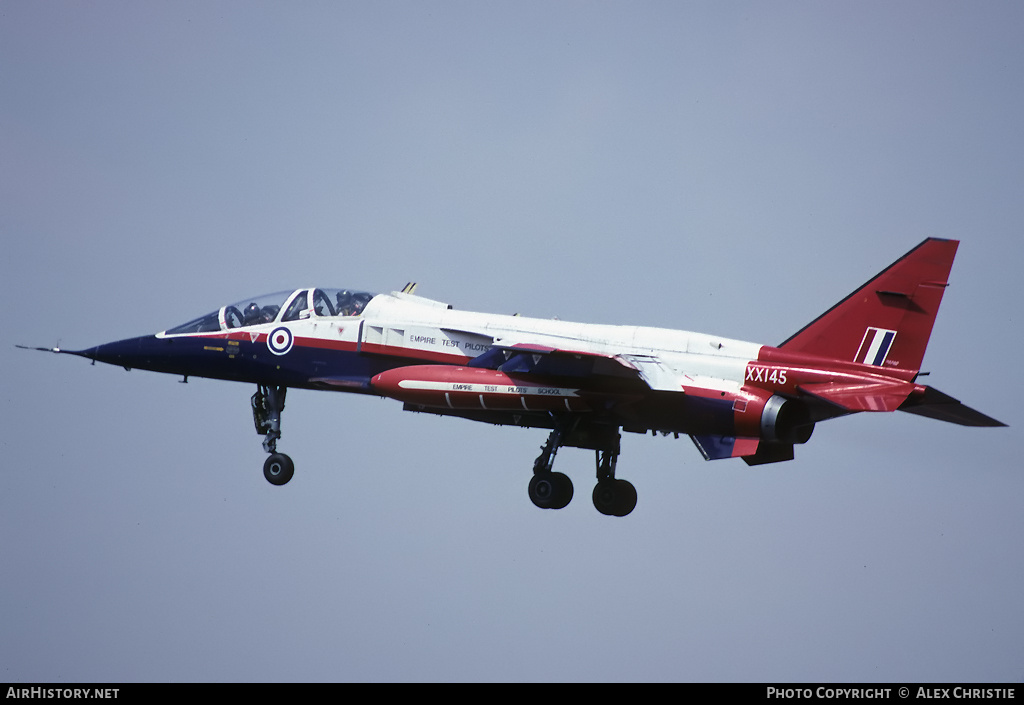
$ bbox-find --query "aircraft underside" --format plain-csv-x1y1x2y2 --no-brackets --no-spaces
250,365,764,517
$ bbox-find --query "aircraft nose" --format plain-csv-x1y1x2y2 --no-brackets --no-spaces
75,336,152,369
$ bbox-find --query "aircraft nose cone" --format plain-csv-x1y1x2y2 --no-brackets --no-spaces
77,336,150,369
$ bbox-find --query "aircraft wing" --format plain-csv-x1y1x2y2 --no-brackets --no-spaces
471,343,712,393
617,354,696,392
468,343,657,385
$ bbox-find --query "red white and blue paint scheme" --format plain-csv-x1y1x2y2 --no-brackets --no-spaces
23,239,1004,516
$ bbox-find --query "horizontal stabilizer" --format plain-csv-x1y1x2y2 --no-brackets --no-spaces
798,380,915,412
899,386,1006,427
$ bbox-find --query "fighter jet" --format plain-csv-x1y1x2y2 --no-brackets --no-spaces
22,238,1004,516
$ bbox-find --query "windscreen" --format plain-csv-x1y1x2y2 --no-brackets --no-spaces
162,289,376,335
163,291,293,335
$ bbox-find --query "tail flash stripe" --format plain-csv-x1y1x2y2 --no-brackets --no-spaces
874,330,896,366
856,327,897,366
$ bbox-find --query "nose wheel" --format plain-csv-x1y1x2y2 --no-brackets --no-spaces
252,384,294,486
264,452,294,485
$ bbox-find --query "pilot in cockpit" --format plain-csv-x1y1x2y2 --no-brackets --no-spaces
243,303,262,326
336,290,372,317
334,291,351,316
333,291,370,317
243,302,278,326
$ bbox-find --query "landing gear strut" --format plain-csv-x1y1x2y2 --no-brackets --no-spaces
592,441,637,517
252,384,293,485
527,423,637,516
529,425,574,509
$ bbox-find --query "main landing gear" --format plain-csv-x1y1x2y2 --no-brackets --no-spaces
252,384,293,486
528,424,637,517
529,425,574,510
592,446,637,518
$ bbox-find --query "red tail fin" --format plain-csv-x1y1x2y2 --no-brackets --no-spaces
779,238,959,374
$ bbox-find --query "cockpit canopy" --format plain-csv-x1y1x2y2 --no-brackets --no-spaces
164,288,376,335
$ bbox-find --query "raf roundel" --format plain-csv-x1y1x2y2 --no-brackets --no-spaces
267,326,294,356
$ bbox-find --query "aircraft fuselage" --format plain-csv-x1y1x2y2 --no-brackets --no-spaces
37,239,1003,515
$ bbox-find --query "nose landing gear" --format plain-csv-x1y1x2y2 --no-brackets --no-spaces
263,452,294,486
252,384,293,486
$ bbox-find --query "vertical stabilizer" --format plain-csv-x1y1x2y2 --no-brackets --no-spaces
779,238,958,374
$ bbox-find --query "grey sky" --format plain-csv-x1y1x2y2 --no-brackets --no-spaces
2,1,1022,682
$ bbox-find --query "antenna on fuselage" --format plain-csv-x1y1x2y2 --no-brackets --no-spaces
401,282,418,294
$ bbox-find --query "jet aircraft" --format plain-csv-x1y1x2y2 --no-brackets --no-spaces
22,238,1004,516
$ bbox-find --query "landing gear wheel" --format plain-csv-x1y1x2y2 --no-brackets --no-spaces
529,472,574,509
592,479,637,517
263,453,294,486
